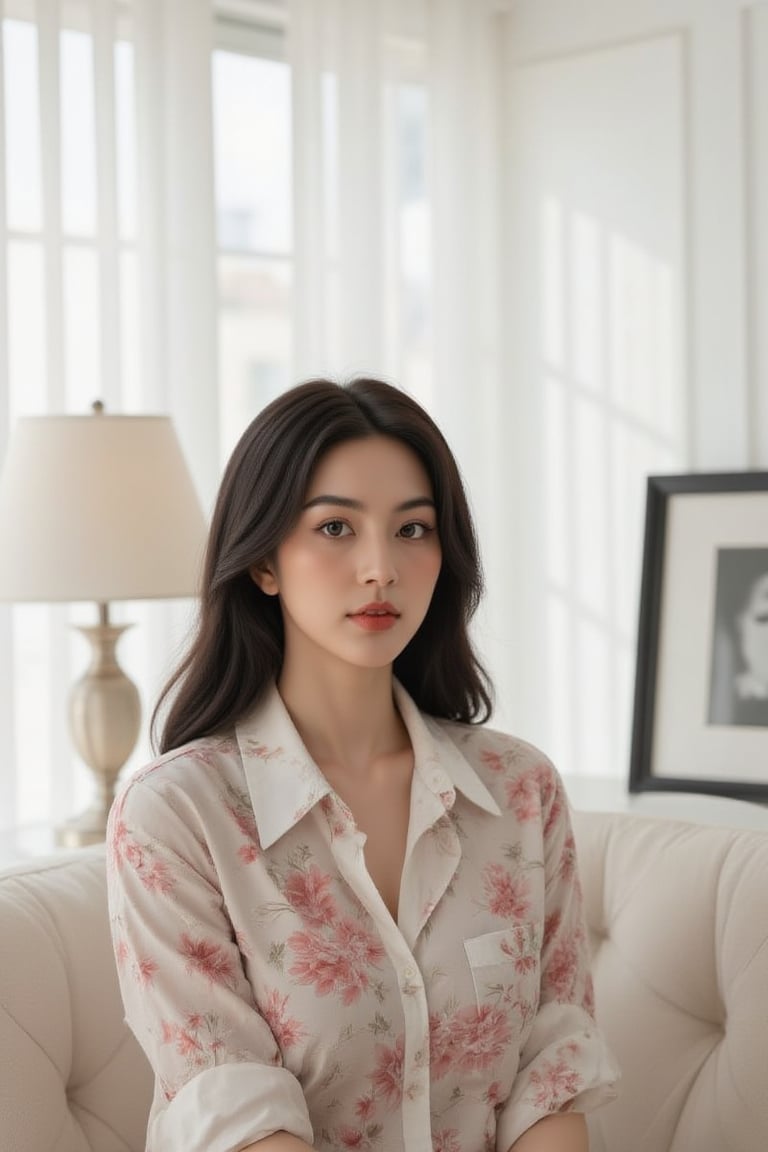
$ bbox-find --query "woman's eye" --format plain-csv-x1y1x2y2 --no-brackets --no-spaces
319,520,352,538
399,521,430,540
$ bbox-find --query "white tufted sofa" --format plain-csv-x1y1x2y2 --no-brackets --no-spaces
575,810,768,1152
1,810,767,1152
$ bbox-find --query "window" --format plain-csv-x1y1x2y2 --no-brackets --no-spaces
4,8,137,419
211,13,432,461
213,34,293,461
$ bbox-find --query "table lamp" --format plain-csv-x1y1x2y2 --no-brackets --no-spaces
0,402,208,847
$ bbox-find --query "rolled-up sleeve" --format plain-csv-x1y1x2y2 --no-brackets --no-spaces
496,768,620,1150
106,779,314,1152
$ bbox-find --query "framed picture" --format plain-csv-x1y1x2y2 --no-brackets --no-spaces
630,471,768,801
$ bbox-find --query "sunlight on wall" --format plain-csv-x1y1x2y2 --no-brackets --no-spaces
540,194,685,776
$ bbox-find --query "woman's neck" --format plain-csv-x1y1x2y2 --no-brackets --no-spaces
276,661,409,778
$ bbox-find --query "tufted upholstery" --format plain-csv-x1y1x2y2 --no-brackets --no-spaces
1,812,767,1152
0,849,152,1152
572,810,768,1152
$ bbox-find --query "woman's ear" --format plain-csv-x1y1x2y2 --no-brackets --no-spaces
249,563,279,596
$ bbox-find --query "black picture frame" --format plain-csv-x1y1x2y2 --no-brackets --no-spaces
630,471,768,802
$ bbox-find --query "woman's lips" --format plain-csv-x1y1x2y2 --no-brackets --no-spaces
349,613,398,632
348,604,399,632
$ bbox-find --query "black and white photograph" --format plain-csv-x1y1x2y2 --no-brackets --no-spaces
708,548,768,728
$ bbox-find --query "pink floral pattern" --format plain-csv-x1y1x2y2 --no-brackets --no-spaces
528,1046,585,1110
159,1011,230,1072
544,908,562,945
481,748,506,773
558,834,578,882
284,864,337,927
481,863,532,921
179,933,238,989
224,784,263,864
504,761,561,831
430,1005,512,1078
106,683,618,1152
319,794,350,840
433,1129,462,1152
113,934,158,987
137,956,159,986
354,1093,377,1121
544,938,580,1003
370,1035,405,1107
288,918,385,1005
504,772,541,823
110,817,175,894
185,738,238,767
337,1125,365,1149
261,989,307,1049
501,932,538,975
484,1080,503,1106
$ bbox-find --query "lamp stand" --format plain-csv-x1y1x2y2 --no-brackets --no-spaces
57,601,141,849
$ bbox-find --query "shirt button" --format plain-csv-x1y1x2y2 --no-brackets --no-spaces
404,965,415,979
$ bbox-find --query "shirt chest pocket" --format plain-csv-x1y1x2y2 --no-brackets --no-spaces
463,924,542,1022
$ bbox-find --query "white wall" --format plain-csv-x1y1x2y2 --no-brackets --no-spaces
489,0,768,776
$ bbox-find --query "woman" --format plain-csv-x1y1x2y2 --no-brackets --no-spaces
107,378,619,1152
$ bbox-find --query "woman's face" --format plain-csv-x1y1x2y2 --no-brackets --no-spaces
739,572,768,687
251,435,442,675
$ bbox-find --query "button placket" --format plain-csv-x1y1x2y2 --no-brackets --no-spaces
328,824,433,1148
398,947,432,1148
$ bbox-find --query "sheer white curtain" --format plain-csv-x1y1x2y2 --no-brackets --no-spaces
287,0,515,722
0,0,217,831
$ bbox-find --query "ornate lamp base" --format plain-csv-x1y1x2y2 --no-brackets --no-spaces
58,602,141,848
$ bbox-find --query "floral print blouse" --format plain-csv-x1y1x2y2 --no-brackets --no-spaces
106,681,619,1152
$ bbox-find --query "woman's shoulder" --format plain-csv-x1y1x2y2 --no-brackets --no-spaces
434,715,564,814
115,731,244,813
438,715,556,774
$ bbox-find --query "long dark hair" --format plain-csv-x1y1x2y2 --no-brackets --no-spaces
153,378,493,752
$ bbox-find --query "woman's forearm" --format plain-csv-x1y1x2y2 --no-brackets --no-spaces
240,1114,588,1152
509,1113,589,1152
240,1133,315,1152
239,1114,588,1152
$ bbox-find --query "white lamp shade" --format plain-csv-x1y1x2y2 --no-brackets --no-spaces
0,413,209,603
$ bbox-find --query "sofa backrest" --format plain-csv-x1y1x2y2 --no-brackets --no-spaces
0,849,152,1152
1,812,767,1152
572,809,768,1152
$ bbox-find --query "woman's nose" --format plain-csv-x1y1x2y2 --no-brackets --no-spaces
358,535,398,585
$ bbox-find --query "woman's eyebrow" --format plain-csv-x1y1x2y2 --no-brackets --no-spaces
302,495,436,512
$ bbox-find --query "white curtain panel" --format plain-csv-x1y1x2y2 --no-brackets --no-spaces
289,0,388,377
133,0,219,502
0,0,216,832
